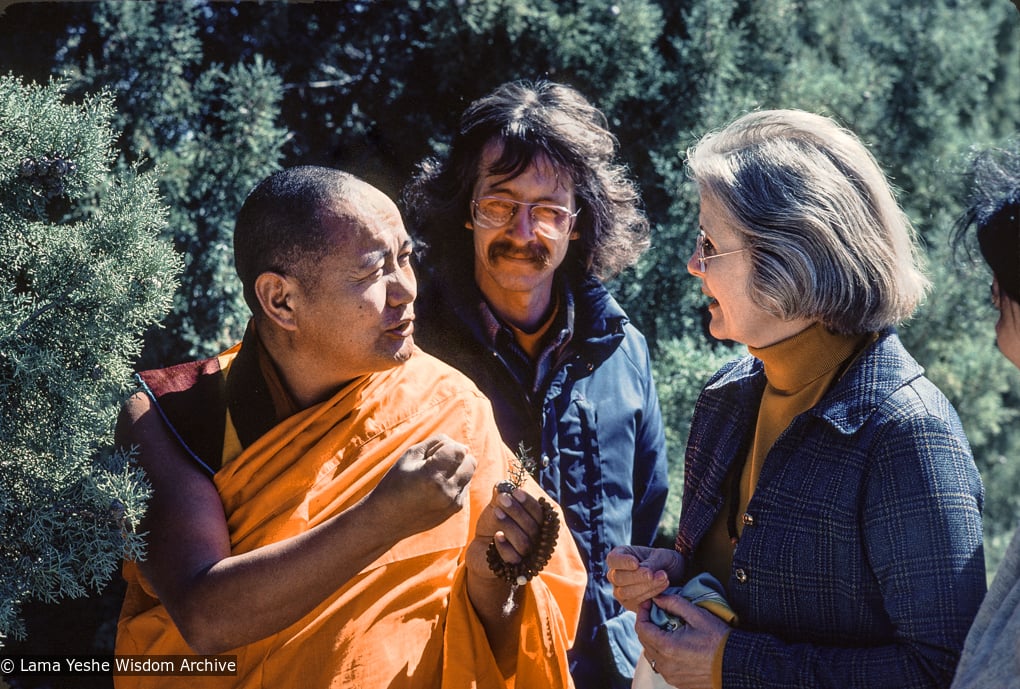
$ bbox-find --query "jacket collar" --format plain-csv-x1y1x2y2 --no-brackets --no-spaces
706,328,922,435
435,264,628,359
812,329,923,433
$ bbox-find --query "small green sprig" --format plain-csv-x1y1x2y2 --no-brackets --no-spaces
509,442,536,487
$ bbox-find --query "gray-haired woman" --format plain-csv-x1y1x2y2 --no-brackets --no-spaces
608,109,986,689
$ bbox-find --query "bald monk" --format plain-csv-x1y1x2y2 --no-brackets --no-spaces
114,166,586,688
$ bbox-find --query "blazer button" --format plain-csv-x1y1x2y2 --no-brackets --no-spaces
541,454,551,468
742,512,754,527
734,568,749,584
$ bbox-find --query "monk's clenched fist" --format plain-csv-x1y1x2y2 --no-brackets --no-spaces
370,434,476,538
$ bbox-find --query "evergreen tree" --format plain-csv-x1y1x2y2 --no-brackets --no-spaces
0,75,179,644
188,0,671,197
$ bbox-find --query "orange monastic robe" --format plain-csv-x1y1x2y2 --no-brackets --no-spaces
116,345,585,688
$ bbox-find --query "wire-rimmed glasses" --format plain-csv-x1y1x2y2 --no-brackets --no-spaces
694,230,747,272
471,196,580,236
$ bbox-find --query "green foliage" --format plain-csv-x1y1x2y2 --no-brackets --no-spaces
418,0,668,114
0,75,179,643
203,0,671,197
902,144,1020,576
633,0,1017,344
58,1,288,367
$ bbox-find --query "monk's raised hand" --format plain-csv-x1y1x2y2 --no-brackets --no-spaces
607,545,685,612
372,434,476,536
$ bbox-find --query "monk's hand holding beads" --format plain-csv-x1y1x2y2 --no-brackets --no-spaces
485,444,559,588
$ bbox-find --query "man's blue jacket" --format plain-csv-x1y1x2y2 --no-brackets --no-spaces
415,266,669,688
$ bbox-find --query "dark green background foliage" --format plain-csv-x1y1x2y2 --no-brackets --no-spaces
0,0,1017,661
56,1,289,367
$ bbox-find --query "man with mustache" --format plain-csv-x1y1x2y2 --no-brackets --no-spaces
404,80,669,689
113,166,586,688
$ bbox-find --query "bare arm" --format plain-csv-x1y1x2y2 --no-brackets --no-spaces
122,392,475,654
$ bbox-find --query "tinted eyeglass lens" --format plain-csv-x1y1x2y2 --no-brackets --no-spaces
475,198,516,226
473,198,574,234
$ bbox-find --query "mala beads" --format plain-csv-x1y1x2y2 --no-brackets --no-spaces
486,445,560,614
485,490,560,586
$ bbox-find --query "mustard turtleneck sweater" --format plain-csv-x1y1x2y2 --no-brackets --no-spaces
694,322,874,588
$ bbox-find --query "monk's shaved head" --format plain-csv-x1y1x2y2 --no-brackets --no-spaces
234,166,391,315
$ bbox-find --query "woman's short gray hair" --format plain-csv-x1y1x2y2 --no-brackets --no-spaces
687,109,929,334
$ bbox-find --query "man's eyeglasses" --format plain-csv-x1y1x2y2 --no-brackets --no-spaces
471,196,580,236
694,230,747,272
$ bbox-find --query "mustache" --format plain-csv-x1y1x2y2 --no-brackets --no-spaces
487,239,552,267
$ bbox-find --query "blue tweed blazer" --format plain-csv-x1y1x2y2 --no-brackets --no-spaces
675,329,986,689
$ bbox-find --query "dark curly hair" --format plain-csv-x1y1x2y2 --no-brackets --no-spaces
402,80,649,281
952,137,1020,303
